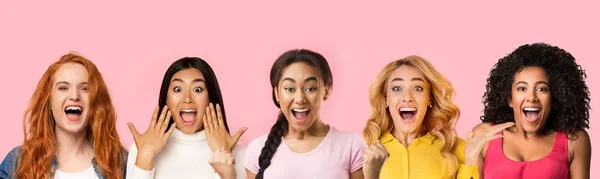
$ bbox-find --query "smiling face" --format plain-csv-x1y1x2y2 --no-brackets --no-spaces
508,66,552,133
50,62,90,134
275,62,330,132
386,65,431,134
166,67,210,134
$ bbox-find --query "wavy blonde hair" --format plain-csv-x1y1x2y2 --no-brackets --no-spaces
363,55,460,177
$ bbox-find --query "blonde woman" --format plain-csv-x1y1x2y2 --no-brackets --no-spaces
361,56,506,179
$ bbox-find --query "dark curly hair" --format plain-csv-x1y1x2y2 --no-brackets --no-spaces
480,42,590,135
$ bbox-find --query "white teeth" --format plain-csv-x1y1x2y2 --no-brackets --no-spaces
400,108,417,112
523,108,540,112
181,109,196,113
293,109,309,112
66,106,82,111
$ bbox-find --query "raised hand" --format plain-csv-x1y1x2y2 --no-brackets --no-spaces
464,122,515,165
363,141,390,179
127,105,176,170
204,103,248,152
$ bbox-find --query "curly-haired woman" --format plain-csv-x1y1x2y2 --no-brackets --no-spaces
472,43,591,178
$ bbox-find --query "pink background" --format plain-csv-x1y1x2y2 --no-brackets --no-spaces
1,1,598,177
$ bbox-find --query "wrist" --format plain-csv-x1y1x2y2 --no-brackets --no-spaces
364,169,380,179
135,151,155,170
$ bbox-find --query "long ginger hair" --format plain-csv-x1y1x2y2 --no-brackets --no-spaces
16,52,126,179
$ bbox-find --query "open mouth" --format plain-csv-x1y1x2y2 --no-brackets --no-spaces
64,105,83,121
522,107,540,123
180,109,197,126
291,108,310,122
399,108,417,123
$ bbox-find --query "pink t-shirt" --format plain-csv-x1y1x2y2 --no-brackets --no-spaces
244,126,367,179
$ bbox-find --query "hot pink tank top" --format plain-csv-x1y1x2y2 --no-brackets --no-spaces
483,131,570,179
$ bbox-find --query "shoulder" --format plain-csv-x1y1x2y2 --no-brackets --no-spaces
6,146,21,157
0,145,22,177
329,127,367,148
2,146,22,163
567,130,591,156
568,130,590,143
330,127,361,140
246,134,269,153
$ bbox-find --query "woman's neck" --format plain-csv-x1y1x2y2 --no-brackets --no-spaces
391,125,425,146
286,118,329,140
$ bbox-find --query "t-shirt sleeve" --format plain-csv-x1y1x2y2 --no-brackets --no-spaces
244,136,265,174
348,133,368,173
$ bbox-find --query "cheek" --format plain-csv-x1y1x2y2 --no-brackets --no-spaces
387,94,401,107
50,93,63,111
308,91,322,101
50,93,63,120
541,94,552,111
82,93,90,106
415,92,429,107
166,92,180,107
509,92,522,107
541,93,551,104
278,91,293,103
193,93,210,107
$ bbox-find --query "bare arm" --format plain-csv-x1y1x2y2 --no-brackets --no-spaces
569,130,591,179
246,169,256,179
351,168,365,179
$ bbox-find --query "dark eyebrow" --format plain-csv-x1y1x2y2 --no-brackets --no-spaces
282,77,295,83
515,81,527,86
171,78,205,83
536,81,549,86
304,77,317,83
282,77,318,83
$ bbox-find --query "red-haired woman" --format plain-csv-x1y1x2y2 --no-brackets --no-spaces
0,52,128,179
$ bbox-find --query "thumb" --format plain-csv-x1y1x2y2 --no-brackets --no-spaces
232,127,248,144
126,122,140,141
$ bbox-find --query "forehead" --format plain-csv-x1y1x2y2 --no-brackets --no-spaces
53,63,89,83
171,68,205,81
280,62,322,81
513,66,549,83
388,65,426,83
